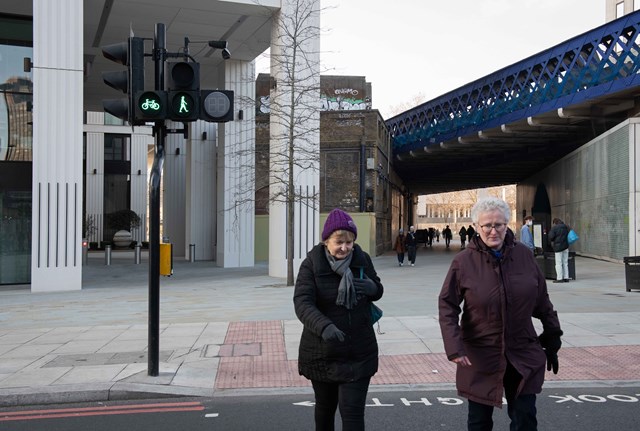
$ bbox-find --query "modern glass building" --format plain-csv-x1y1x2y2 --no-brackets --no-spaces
0,14,32,284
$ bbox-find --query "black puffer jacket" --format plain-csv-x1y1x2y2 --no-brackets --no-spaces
548,222,569,252
294,243,383,382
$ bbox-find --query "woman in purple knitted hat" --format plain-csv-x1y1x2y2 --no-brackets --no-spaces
294,208,384,430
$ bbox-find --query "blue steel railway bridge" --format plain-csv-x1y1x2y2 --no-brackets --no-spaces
386,10,640,195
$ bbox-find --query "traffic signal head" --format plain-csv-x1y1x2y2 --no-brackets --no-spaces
101,37,144,124
200,90,234,123
166,62,200,121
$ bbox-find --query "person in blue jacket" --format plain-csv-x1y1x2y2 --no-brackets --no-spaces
520,216,535,253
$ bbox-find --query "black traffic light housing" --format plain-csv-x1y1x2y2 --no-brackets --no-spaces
166,61,200,121
102,37,144,125
200,90,234,123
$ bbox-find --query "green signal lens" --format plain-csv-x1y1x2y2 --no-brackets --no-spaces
172,92,194,117
138,91,164,117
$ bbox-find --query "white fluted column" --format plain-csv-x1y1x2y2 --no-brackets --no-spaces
185,121,217,261
30,0,83,292
216,60,256,267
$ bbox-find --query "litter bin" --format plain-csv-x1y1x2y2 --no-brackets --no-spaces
537,251,576,281
623,256,640,292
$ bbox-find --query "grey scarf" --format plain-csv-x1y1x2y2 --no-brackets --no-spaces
324,247,357,310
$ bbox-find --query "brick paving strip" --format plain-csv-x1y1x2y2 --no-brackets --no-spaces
214,321,640,390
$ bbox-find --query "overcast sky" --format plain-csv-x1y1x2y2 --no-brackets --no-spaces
258,0,606,118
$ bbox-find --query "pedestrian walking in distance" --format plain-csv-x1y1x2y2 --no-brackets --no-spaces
394,228,406,266
405,225,418,266
439,197,563,430
294,208,384,430
459,225,467,249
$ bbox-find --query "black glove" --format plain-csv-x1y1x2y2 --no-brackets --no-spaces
353,277,377,297
539,331,562,374
321,324,345,342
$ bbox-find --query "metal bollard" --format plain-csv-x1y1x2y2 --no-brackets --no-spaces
105,244,112,266
189,244,196,262
134,243,142,264
82,239,89,265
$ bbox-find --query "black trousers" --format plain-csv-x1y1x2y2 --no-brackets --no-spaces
467,362,537,431
407,246,416,264
311,377,371,431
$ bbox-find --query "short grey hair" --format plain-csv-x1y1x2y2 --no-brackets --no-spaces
470,197,511,224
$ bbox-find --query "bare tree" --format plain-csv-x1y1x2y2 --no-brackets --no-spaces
269,0,323,285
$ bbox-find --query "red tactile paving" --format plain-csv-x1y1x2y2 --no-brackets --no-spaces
214,321,640,390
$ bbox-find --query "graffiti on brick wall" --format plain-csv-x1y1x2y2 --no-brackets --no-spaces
257,90,372,114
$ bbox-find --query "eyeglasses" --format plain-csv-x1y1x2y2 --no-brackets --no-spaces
478,223,507,234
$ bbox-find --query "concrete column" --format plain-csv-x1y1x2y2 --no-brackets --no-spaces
217,59,256,267
85,130,104,245
30,0,83,292
186,121,217,261
268,0,321,278
130,133,151,244
163,122,187,256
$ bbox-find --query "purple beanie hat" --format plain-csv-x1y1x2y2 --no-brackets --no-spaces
322,208,357,241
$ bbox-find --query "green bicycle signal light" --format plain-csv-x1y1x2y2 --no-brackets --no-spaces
135,91,167,121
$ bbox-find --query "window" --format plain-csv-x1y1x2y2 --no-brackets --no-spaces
0,14,33,284
104,134,128,161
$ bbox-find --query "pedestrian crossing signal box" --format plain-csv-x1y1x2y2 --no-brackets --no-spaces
160,243,173,276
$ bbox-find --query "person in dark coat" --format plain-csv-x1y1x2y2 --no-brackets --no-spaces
443,225,452,248
439,197,562,431
294,208,384,430
405,225,418,266
393,228,406,266
548,218,570,283
466,224,475,241
459,225,467,249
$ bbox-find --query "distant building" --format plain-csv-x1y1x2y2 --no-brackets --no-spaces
255,74,407,257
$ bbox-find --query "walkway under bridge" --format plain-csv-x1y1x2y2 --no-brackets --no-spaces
387,10,640,195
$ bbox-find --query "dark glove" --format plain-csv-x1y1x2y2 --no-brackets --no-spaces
539,331,562,374
353,277,377,297
321,324,345,342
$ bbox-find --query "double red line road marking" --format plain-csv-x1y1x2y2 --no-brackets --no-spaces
0,401,206,422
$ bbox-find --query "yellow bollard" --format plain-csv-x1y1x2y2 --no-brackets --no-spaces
159,243,173,276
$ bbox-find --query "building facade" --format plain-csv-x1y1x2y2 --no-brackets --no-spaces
255,74,407,258
0,0,323,290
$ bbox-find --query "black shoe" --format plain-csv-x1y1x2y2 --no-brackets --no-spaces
563,279,570,282
552,279,565,283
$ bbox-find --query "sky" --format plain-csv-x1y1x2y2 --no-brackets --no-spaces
257,0,605,119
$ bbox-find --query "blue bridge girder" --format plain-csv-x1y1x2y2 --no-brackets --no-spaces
387,10,640,194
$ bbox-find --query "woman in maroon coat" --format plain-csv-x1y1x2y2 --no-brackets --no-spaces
438,197,562,431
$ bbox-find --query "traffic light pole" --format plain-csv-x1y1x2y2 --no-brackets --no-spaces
148,22,166,377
